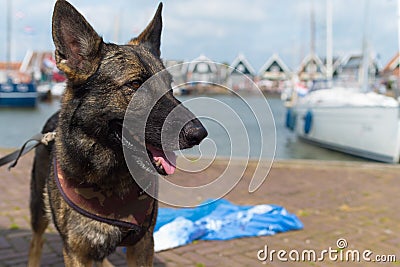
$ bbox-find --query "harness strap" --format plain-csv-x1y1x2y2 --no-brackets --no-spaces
0,132,56,170
53,156,156,246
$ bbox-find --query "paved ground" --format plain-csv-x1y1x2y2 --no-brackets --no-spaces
0,149,399,266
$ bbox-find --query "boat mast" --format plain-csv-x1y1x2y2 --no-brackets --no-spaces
326,0,333,85
310,0,316,81
310,0,316,57
113,12,121,44
397,0,400,96
6,0,12,73
360,0,370,92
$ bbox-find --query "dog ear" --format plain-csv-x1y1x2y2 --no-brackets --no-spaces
52,0,103,83
128,3,163,57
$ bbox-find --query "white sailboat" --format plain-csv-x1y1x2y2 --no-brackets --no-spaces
286,0,400,163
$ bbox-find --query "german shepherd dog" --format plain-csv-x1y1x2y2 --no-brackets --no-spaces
28,1,207,266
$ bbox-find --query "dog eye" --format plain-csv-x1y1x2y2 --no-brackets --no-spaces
125,81,141,90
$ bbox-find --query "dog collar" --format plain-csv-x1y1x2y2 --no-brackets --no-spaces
53,157,155,240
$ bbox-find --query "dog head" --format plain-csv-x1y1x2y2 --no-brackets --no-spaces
52,0,207,176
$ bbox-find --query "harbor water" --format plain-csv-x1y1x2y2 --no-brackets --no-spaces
0,95,367,162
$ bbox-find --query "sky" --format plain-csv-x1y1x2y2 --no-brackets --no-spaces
0,0,398,72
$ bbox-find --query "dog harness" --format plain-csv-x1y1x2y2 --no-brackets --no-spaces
0,132,156,246
53,157,156,246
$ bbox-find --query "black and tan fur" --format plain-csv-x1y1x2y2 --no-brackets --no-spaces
28,1,207,266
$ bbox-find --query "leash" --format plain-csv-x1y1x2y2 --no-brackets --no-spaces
0,132,56,170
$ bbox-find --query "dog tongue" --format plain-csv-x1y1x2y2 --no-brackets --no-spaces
148,146,176,175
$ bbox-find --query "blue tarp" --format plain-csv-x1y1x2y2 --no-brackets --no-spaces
154,199,303,252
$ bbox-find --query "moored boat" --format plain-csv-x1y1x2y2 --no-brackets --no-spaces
285,0,400,163
287,87,400,163
0,81,37,108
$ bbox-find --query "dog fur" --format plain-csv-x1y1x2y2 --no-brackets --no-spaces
27,1,207,266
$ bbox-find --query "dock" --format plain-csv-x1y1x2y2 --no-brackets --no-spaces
0,150,399,266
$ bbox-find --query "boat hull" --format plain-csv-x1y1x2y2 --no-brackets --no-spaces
291,106,400,163
0,83,37,108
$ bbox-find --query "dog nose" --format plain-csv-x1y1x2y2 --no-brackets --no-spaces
183,119,208,147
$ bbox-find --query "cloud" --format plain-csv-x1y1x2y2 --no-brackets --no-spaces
167,0,268,22
0,0,398,71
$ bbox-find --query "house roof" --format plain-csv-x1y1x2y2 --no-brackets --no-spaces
382,53,400,73
228,53,256,75
321,56,342,72
339,53,380,70
0,62,22,71
259,54,291,75
297,53,326,74
187,54,218,73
